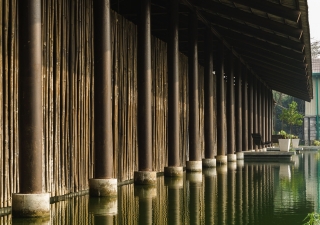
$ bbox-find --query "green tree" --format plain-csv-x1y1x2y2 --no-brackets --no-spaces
311,38,320,59
278,101,303,136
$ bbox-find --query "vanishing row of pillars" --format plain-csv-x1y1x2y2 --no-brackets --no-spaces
12,0,274,218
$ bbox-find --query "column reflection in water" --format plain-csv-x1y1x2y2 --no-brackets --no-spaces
227,162,236,225
89,196,117,225
217,164,227,225
12,217,50,225
203,168,217,225
165,177,183,225
243,164,249,225
187,172,202,225
236,160,244,225
135,185,156,225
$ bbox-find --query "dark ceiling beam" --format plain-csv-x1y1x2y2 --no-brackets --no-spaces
230,0,301,22
223,34,305,62
232,44,306,68
195,0,302,39
243,57,306,76
205,14,304,52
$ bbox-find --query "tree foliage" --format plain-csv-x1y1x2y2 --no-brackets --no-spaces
278,101,303,135
311,38,320,59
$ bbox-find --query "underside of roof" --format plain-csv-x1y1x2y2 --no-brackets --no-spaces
110,0,313,101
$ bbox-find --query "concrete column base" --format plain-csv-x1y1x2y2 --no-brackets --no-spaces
12,193,50,218
202,158,216,168
227,154,237,162
164,166,183,177
164,177,183,188
134,171,157,185
236,152,244,160
89,196,118,215
216,155,228,164
186,161,202,172
186,171,202,183
89,178,117,197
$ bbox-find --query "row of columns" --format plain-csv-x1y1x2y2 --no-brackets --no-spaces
13,0,274,218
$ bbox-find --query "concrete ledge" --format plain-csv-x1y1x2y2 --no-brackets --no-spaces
164,166,183,177
186,161,202,172
12,193,50,218
89,179,117,197
202,158,216,168
216,155,228,164
236,152,244,160
89,197,118,215
244,151,295,162
134,171,157,185
227,154,237,162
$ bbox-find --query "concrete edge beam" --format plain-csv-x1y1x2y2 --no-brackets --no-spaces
12,193,50,218
89,178,117,197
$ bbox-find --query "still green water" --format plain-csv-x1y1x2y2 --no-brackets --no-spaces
5,151,320,225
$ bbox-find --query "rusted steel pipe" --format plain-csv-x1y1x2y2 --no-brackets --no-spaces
253,77,258,149
241,68,248,152
93,0,113,178
188,11,200,161
247,72,253,150
226,52,235,155
261,85,266,142
235,60,242,152
137,0,152,171
167,0,180,167
18,0,43,194
204,28,215,159
216,43,226,156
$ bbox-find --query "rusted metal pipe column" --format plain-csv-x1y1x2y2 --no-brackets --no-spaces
226,52,236,162
165,0,183,177
261,84,266,148
257,81,262,147
135,0,156,184
216,43,227,164
270,90,273,138
247,73,254,150
13,0,50,218
236,61,243,159
186,11,202,172
90,0,117,197
203,28,216,168
241,67,248,153
253,77,258,150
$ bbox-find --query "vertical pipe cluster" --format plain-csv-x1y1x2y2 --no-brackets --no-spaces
18,0,43,194
235,60,242,153
226,53,235,157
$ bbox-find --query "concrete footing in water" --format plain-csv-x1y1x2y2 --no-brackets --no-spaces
216,155,228,164
134,171,157,185
12,193,50,218
202,158,216,168
89,178,117,197
164,166,183,177
186,161,202,172
236,152,244,160
227,154,237,162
